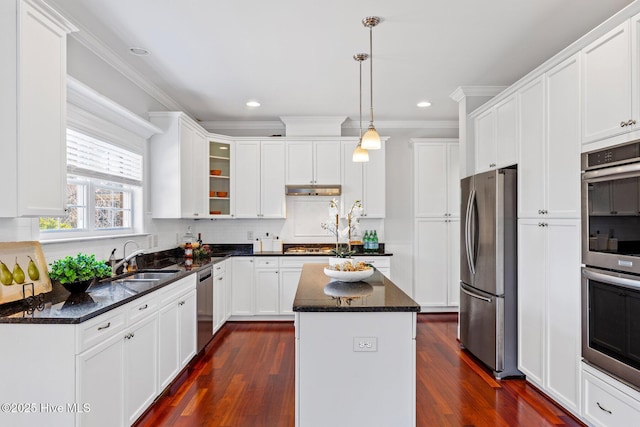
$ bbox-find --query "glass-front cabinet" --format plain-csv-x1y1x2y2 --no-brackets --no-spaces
209,139,232,216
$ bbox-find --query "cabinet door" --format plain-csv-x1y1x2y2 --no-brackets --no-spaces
582,21,633,143
179,123,207,218
314,141,341,184
17,1,69,217
255,269,279,315
279,268,301,315
234,141,261,217
547,55,581,219
179,290,197,367
341,140,364,216
77,332,125,427
495,95,518,168
363,141,386,218
214,273,225,332
158,300,179,390
447,219,460,306
286,141,313,184
225,261,233,320
517,219,546,387
446,144,460,217
125,315,158,425
414,220,448,307
545,220,581,412
414,143,448,217
475,109,496,173
260,141,286,218
232,258,254,315
518,76,546,218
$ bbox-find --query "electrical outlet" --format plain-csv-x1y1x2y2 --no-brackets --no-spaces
353,337,377,352
247,231,254,241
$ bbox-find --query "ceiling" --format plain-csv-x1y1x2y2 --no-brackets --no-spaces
50,0,633,127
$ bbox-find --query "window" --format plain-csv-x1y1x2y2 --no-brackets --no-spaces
40,129,143,237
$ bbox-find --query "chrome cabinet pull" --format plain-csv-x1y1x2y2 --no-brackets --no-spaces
138,304,148,310
97,322,111,331
179,301,185,306
621,121,627,127
596,402,612,414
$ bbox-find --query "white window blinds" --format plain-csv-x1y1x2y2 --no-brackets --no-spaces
66,129,143,186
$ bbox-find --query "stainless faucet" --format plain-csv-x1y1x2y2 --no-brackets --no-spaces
111,240,145,276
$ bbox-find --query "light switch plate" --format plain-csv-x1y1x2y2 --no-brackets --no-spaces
353,337,377,352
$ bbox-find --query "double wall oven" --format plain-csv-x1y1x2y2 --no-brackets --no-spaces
582,141,640,390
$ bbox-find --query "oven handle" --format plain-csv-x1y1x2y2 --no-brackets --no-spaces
582,267,640,291
582,161,640,183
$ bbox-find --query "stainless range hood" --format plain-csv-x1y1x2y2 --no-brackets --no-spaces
285,184,341,196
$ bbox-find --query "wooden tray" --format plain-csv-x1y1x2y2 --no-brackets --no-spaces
0,241,52,305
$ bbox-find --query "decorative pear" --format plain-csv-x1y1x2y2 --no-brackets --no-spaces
13,257,25,284
0,260,12,285
27,256,39,281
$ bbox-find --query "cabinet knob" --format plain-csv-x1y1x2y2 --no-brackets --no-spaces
621,121,627,127
179,301,185,306
489,163,496,168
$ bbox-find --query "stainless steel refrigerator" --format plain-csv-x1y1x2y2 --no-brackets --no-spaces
460,167,521,379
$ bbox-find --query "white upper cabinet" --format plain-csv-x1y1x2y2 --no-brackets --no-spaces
340,139,386,218
582,20,634,143
149,112,208,218
1,0,76,217
519,55,581,219
286,140,341,185
234,140,285,218
474,94,518,174
414,140,459,218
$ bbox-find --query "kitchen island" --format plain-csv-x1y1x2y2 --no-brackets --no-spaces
293,263,420,427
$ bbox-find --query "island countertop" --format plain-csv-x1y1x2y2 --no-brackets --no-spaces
292,263,420,312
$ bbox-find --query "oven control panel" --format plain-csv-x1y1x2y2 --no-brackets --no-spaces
585,141,640,169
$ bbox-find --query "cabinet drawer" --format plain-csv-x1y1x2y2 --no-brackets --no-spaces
353,257,391,268
213,261,225,276
583,367,640,427
159,275,196,305
77,308,126,353
279,256,329,268
127,292,159,324
255,257,279,268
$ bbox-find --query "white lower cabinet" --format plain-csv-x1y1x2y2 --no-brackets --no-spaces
124,314,158,425
213,261,226,333
279,257,330,315
414,219,460,311
231,257,255,315
518,219,581,414
77,324,125,427
254,257,279,315
157,278,197,392
582,363,640,427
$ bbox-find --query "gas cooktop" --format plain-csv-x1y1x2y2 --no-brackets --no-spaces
284,246,335,254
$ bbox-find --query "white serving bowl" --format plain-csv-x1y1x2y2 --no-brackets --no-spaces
323,267,374,282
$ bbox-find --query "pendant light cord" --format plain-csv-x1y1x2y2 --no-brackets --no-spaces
369,24,374,125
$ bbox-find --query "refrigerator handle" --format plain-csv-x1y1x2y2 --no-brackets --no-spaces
461,285,492,303
468,188,477,274
464,188,475,275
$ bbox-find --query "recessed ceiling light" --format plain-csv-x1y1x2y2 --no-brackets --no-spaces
417,101,432,108
246,100,261,107
129,47,149,56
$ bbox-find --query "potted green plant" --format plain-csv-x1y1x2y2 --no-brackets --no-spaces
49,253,112,293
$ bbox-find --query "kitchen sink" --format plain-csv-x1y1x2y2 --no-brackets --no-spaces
109,270,181,294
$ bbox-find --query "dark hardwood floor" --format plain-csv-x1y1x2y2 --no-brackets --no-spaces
134,314,584,427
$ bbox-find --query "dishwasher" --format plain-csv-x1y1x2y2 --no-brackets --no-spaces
196,267,214,352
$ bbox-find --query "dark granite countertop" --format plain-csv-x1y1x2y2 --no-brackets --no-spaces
0,258,227,325
293,264,419,312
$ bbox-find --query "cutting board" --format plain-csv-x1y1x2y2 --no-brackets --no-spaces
0,241,52,305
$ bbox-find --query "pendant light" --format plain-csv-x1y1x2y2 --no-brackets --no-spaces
361,16,381,150
353,53,369,162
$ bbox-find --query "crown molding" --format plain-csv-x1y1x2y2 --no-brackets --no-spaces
56,6,187,113
200,121,286,131
449,86,507,102
343,120,459,130
67,76,162,139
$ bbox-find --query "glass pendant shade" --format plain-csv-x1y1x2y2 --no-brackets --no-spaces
361,124,381,150
352,143,369,162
